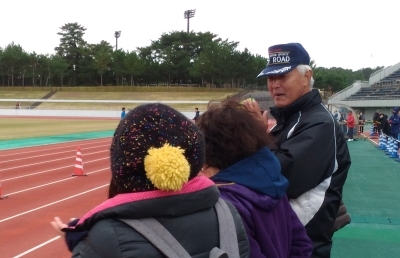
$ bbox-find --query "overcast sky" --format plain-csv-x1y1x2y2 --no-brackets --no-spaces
1,0,398,71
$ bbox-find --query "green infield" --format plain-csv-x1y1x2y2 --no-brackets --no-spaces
0,117,118,140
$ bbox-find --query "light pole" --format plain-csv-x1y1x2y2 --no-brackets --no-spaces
73,64,76,86
115,31,121,51
184,9,196,33
114,31,121,86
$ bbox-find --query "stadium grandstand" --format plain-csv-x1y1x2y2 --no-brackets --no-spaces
328,61,400,120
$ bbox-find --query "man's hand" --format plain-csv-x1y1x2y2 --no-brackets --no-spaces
243,98,269,129
50,217,76,237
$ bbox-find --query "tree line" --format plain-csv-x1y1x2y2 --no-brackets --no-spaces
0,22,382,91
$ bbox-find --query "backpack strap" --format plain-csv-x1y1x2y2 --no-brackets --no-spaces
118,198,239,258
214,198,240,258
118,217,191,258
210,247,229,258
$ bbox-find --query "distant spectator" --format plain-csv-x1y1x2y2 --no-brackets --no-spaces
346,111,355,141
333,110,339,121
380,113,391,137
389,107,400,140
15,102,21,109
120,107,126,119
339,111,346,134
192,107,200,121
373,110,381,135
358,112,365,133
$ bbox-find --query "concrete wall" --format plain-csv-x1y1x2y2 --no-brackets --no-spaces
369,62,400,85
328,81,369,102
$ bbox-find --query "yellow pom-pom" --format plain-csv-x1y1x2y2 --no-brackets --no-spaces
144,143,190,191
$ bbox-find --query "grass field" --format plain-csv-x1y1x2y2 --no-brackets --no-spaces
0,89,236,139
0,117,118,140
0,90,236,111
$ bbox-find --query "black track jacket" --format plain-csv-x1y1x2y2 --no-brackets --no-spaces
269,89,351,258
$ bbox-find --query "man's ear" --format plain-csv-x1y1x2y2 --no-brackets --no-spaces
304,70,313,86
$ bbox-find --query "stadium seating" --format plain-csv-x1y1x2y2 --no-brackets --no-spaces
344,86,400,100
344,68,400,100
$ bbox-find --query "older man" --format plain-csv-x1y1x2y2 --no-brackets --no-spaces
256,43,351,257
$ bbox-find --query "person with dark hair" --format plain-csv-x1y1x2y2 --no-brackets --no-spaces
253,42,351,257
120,107,126,119
51,103,249,258
192,107,200,121
339,111,346,134
389,107,400,140
346,110,355,141
358,112,365,133
380,113,391,137
196,100,312,258
373,110,381,135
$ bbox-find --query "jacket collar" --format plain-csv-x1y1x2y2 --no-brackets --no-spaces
270,89,321,126
210,147,288,199
66,176,219,231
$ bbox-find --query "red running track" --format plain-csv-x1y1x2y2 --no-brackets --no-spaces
0,138,112,258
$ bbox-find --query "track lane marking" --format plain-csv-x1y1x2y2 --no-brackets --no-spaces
0,184,109,223
7,168,108,195
0,144,109,164
0,137,111,154
13,236,61,258
0,150,108,172
0,138,110,156
2,157,109,181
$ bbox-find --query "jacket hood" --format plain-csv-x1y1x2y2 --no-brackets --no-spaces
210,147,288,200
65,176,218,231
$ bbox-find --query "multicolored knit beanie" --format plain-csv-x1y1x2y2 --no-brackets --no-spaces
110,103,205,192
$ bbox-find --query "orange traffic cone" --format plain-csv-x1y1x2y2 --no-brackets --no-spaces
0,182,8,200
72,146,87,176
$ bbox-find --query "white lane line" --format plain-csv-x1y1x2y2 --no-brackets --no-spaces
0,138,110,158
0,150,108,172
0,137,111,155
3,165,70,181
2,157,108,181
7,168,108,195
0,144,109,164
13,236,61,258
0,184,109,223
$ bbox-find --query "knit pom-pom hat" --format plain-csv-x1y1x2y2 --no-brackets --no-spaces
110,103,205,192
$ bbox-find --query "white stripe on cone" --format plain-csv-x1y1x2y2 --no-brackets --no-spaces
73,147,85,176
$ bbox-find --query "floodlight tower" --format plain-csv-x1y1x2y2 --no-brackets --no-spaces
184,9,196,33
115,31,121,50
73,64,76,86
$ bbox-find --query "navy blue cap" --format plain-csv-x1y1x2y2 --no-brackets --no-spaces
256,43,310,78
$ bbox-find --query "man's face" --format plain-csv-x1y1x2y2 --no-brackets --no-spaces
267,68,312,108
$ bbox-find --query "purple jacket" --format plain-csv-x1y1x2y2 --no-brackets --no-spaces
211,147,312,258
